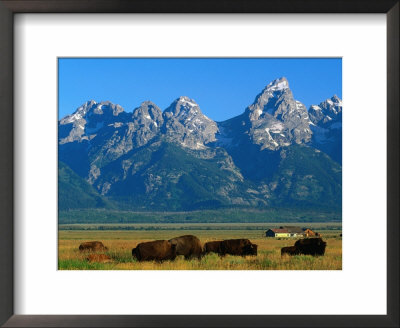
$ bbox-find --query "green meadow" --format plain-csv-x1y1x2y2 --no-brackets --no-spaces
59,223,342,270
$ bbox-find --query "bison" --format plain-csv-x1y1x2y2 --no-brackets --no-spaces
132,240,177,262
204,241,223,255
87,254,112,263
219,239,258,257
294,238,326,256
281,246,299,256
79,241,108,252
168,235,203,260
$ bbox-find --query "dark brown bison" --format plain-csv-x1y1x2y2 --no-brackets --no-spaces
204,241,223,255
219,239,258,257
294,238,326,256
79,241,108,252
281,246,299,256
168,235,203,260
132,240,177,262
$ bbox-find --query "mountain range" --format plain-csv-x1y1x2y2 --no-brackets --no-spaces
59,77,342,212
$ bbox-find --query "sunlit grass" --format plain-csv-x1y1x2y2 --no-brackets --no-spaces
58,229,341,270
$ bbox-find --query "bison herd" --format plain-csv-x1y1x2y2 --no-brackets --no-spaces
132,235,258,262
79,236,327,263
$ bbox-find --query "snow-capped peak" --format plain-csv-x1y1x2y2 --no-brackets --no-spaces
321,95,342,115
60,100,97,124
177,96,199,108
249,77,292,113
164,96,203,119
331,95,342,107
265,77,289,92
308,94,342,127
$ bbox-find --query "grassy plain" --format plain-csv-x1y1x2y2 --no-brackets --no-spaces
58,223,342,270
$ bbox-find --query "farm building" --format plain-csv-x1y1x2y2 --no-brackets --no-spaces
265,229,291,238
265,226,306,238
280,226,304,237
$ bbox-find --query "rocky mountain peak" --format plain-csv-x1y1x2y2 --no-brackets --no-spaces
265,77,290,92
309,95,342,164
92,101,125,116
59,100,127,144
331,94,342,104
309,95,342,126
163,96,212,124
59,100,96,125
247,77,296,121
321,95,342,115
164,96,201,118
139,100,160,110
241,77,312,150
60,100,125,126
129,101,164,145
163,96,218,149
132,101,163,123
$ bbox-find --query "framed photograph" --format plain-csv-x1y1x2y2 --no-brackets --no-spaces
0,0,398,327
57,57,342,271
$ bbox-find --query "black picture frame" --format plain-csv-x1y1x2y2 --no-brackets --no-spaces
0,1,398,327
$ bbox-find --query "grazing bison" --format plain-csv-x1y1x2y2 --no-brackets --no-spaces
168,235,203,260
281,246,299,256
79,241,108,252
219,239,258,257
87,254,112,263
132,240,177,262
204,241,223,255
294,238,326,256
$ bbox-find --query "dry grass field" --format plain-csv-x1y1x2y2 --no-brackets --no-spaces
58,224,342,270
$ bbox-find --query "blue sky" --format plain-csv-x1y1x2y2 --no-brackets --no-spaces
58,58,342,121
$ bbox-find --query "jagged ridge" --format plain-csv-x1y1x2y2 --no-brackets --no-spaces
58,78,342,211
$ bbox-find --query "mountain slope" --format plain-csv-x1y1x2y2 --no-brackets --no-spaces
58,161,112,210
268,145,342,209
93,140,269,210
